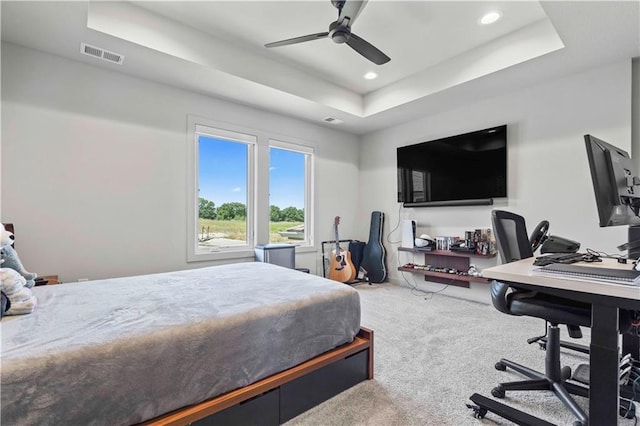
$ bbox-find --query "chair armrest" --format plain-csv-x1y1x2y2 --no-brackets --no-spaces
490,280,512,315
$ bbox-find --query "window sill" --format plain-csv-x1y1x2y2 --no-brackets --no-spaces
295,245,317,254
188,245,317,263
188,249,255,263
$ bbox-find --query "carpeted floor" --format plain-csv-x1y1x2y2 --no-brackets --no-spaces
285,282,638,426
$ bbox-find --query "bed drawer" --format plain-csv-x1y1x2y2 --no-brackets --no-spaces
279,348,369,422
192,388,280,426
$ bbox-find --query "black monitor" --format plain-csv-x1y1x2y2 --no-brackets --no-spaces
584,134,640,227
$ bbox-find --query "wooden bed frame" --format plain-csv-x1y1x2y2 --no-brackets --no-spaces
143,327,374,426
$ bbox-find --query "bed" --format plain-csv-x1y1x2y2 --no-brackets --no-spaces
1,262,373,425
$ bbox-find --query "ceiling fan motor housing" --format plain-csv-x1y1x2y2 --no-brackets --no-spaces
264,0,390,65
329,21,351,44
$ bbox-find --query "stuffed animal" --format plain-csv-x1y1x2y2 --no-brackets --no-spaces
0,223,15,248
0,268,37,315
1,291,9,318
1,224,37,288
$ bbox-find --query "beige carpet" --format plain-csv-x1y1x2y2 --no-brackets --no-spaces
285,282,638,426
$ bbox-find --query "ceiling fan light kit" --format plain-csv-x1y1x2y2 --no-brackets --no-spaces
329,21,350,44
265,0,390,65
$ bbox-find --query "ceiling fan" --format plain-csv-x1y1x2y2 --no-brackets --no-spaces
264,0,390,65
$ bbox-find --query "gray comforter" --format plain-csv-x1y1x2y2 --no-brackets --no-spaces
1,262,361,425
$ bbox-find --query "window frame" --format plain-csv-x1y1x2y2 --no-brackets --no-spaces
187,116,316,262
187,116,257,262
268,139,315,248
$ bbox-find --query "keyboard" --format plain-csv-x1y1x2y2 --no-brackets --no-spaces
539,263,640,285
533,252,585,266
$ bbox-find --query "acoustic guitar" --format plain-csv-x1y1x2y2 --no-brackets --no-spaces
328,216,356,283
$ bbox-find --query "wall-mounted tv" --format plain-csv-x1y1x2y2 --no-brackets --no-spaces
397,125,507,207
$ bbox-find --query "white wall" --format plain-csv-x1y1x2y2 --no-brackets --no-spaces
1,42,360,282
2,41,636,298
359,60,633,303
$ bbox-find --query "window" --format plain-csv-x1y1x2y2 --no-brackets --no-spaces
187,117,314,262
269,140,314,246
188,120,256,261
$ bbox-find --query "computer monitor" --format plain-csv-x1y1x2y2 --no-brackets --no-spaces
584,134,640,227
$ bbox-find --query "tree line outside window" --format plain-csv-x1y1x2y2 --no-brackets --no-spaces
199,197,303,222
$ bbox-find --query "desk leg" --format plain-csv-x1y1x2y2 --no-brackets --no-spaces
622,332,639,359
589,304,620,425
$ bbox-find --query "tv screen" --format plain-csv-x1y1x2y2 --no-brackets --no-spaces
397,125,507,206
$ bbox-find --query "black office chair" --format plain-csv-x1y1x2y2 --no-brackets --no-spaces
490,210,634,426
494,212,587,351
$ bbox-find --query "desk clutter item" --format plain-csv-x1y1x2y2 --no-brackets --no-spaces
441,228,496,255
533,252,587,266
401,262,481,278
401,263,470,276
398,246,494,288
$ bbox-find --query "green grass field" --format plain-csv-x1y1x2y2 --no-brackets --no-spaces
198,219,303,243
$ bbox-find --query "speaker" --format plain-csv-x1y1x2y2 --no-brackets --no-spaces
401,220,416,248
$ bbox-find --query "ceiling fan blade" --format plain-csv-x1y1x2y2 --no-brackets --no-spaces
337,0,368,27
265,32,329,48
346,33,390,65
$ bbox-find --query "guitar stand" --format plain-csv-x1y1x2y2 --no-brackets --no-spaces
321,239,353,279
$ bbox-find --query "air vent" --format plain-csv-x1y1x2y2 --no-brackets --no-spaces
80,43,124,65
322,117,344,124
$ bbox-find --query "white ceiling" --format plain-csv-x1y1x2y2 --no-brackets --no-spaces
2,1,639,135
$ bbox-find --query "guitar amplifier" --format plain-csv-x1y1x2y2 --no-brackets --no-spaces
255,244,295,269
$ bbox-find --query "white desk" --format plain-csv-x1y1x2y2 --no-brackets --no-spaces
482,257,640,425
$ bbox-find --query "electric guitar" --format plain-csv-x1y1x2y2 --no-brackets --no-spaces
328,216,356,283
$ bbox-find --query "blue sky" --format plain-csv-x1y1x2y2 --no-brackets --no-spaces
199,136,304,208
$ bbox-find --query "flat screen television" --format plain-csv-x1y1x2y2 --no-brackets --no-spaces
397,125,507,207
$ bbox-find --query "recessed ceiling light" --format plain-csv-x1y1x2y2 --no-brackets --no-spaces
479,11,502,25
363,71,378,80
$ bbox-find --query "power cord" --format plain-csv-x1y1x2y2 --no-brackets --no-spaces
585,247,634,262
386,203,403,245
389,203,452,298
621,373,639,422
397,249,450,299
621,325,640,422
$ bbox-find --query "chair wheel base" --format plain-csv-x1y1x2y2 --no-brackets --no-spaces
494,361,507,371
561,365,572,381
466,403,487,419
573,421,584,426
491,386,506,398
